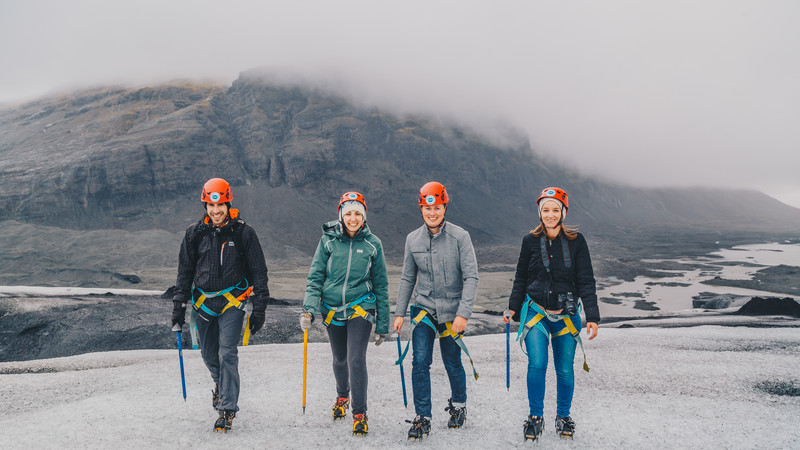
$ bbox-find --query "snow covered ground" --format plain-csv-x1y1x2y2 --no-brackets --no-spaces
1,326,798,449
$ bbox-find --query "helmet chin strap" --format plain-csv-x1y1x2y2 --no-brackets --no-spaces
340,218,366,234
541,213,564,236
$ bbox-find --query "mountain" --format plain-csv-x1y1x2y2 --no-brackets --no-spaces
1,71,799,288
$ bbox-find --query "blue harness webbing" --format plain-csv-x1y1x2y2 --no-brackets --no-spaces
395,306,479,380
321,292,376,327
191,278,251,318
516,295,589,372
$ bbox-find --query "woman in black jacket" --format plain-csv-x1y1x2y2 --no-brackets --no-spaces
503,187,599,441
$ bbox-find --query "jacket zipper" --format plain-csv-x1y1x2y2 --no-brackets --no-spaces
342,239,353,311
429,233,435,298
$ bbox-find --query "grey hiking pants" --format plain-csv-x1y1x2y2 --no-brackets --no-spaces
326,315,373,415
197,307,245,412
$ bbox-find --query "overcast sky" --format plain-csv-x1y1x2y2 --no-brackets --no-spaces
2,0,799,208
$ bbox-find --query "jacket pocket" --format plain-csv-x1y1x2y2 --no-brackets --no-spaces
414,286,432,297
411,251,430,273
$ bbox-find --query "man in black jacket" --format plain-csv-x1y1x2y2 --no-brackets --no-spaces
171,178,270,433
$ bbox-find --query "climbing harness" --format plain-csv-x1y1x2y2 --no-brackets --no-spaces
192,278,252,318
395,306,479,380
516,295,589,372
321,292,377,326
191,279,253,346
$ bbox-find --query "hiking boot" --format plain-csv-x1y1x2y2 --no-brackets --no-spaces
332,397,350,420
213,410,235,433
524,415,543,441
444,399,466,428
555,415,575,438
406,415,431,440
353,414,368,435
211,383,219,409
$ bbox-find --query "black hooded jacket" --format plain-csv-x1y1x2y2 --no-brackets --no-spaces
508,231,600,324
173,210,270,313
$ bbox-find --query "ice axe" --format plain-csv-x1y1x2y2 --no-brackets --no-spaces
172,323,187,401
302,328,308,414
504,310,512,391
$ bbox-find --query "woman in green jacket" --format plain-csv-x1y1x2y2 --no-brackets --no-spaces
301,191,390,436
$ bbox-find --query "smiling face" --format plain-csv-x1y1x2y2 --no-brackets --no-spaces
342,209,365,236
539,200,564,234
205,202,229,227
421,204,446,230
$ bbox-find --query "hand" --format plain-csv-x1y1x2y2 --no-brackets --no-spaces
502,310,514,324
374,334,387,346
586,322,598,340
249,309,266,334
299,313,312,332
393,316,404,333
451,316,468,334
171,303,186,327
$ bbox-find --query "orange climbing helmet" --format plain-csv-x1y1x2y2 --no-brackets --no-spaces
536,187,569,212
201,178,233,203
338,191,367,212
418,182,449,206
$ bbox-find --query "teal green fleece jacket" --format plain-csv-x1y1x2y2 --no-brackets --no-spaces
303,221,390,335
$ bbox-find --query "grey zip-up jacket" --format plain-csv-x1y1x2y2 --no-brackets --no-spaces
395,221,479,323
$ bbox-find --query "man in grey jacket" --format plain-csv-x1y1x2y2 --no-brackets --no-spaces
393,181,479,439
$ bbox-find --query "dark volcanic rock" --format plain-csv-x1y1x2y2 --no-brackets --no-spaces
0,294,506,363
702,265,800,297
735,297,800,317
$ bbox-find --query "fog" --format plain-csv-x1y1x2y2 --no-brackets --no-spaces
1,0,799,207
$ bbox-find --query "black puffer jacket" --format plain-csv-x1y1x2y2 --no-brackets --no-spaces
508,231,600,324
173,210,270,313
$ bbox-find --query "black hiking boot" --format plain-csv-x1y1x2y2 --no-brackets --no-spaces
211,383,219,409
352,414,368,435
444,399,466,428
332,397,350,420
555,415,575,438
213,410,235,433
406,415,431,440
524,415,543,442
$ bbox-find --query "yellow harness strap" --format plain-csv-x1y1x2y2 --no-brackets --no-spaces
414,309,479,380
524,313,546,332
193,283,253,346
349,304,371,321
322,293,377,326
517,297,590,373
562,317,589,372
242,315,251,346
324,308,337,326
437,321,460,339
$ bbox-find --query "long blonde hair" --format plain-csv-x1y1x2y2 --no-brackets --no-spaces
530,222,578,240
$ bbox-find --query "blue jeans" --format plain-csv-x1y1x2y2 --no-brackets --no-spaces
411,310,467,418
524,311,580,417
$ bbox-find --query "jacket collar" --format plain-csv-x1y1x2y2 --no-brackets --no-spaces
201,208,241,231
